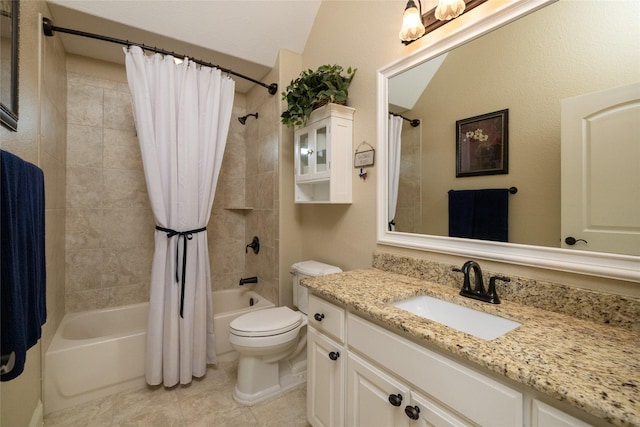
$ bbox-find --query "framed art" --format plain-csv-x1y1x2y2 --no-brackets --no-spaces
456,109,508,177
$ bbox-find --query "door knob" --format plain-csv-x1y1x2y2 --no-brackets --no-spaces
328,351,340,361
565,236,588,245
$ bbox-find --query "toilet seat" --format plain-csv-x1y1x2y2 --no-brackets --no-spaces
230,307,303,338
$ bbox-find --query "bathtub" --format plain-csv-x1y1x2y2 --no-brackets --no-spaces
44,289,274,414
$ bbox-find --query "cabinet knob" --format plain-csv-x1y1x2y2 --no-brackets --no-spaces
404,405,420,420
328,351,340,361
388,393,403,407
314,313,325,322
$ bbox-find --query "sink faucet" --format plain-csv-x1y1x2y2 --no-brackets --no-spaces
461,260,485,296
453,261,509,304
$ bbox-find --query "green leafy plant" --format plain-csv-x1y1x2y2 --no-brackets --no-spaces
281,64,357,128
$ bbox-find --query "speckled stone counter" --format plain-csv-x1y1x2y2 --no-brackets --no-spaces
302,268,640,427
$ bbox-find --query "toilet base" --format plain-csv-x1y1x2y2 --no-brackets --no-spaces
233,356,307,406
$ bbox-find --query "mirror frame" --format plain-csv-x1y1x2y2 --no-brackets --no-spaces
1,0,19,131
376,0,640,283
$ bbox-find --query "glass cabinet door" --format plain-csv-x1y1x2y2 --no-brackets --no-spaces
295,120,331,182
315,126,328,174
298,132,310,177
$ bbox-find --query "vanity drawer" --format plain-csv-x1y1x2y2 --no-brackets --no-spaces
348,313,522,427
308,294,345,344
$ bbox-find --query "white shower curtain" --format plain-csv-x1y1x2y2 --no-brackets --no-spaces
388,115,403,231
124,46,235,386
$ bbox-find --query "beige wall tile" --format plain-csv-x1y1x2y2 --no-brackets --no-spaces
67,124,102,168
67,83,103,126
103,128,141,169
66,208,103,249
103,168,148,209
104,89,134,131
66,166,103,208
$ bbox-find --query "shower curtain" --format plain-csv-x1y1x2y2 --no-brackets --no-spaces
388,115,403,231
124,46,235,386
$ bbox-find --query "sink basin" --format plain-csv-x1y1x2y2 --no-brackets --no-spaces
391,295,521,340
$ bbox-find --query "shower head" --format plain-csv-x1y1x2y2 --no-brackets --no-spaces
238,112,258,125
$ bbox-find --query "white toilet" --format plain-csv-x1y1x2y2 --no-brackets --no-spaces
229,260,342,405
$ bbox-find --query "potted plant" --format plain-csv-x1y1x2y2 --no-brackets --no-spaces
281,64,357,128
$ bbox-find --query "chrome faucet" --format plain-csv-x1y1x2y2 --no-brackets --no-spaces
453,260,509,304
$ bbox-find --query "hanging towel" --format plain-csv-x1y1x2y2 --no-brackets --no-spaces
1,150,47,381
448,188,509,242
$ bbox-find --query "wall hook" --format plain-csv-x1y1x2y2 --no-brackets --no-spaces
246,236,260,254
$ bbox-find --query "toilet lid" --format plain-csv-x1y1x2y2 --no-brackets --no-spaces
230,307,303,337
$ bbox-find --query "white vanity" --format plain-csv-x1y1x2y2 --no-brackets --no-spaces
304,268,638,427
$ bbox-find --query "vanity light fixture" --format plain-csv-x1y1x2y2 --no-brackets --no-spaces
401,0,482,45
399,0,426,43
435,0,466,21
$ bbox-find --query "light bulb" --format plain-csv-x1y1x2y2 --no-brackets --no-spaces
399,0,426,42
435,0,466,21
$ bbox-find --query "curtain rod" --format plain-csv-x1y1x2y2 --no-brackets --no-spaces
389,112,420,127
42,17,278,95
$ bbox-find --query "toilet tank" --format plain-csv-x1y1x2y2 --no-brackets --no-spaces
292,261,342,314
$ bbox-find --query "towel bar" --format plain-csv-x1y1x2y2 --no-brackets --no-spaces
449,186,517,194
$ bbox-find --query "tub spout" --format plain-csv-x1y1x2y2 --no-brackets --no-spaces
239,276,258,286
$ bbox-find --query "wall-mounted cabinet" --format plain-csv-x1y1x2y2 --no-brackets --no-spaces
294,103,354,204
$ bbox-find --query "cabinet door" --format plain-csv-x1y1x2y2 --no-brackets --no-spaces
295,119,331,182
409,390,472,427
307,327,344,427
347,353,411,427
296,130,312,180
531,400,593,427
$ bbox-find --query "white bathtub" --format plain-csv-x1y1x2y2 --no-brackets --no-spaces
44,289,274,414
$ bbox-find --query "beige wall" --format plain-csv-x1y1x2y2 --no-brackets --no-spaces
1,1,67,425
276,50,304,308
297,0,639,296
296,0,430,271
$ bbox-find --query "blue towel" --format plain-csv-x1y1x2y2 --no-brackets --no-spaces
1,150,47,381
448,189,509,242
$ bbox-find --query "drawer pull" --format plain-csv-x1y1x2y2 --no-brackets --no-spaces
328,351,340,361
405,405,420,420
314,313,325,322
388,393,403,407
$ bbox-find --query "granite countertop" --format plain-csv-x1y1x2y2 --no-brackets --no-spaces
302,268,640,427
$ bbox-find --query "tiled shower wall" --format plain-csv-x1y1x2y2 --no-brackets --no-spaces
64,57,269,312
243,87,280,305
65,69,154,311
395,122,422,234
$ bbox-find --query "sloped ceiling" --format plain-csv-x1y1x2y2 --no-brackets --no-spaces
46,0,322,93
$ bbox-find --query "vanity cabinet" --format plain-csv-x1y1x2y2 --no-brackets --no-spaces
307,294,599,427
294,103,354,204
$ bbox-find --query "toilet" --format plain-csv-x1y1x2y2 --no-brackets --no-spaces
229,260,342,405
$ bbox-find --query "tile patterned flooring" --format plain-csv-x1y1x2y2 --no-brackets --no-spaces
44,359,310,427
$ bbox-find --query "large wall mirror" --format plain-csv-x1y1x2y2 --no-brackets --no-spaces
1,0,19,131
377,0,640,282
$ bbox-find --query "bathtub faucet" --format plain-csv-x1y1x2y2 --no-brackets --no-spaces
239,276,258,286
